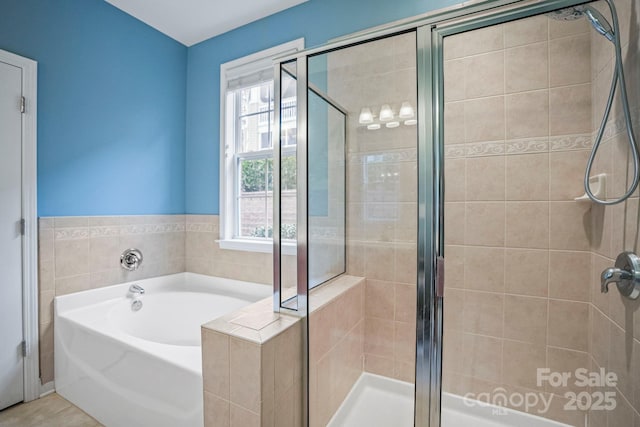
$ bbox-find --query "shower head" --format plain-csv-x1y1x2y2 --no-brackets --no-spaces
547,5,615,42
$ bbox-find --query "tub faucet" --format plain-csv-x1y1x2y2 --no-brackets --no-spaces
129,284,145,295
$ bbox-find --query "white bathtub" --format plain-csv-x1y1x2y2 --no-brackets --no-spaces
54,273,271,427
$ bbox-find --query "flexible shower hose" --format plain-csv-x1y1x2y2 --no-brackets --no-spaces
584,0,639,204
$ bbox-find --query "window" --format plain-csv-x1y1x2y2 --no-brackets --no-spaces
219,39,304,253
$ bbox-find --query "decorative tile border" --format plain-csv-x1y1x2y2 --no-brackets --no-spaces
444,134,597,159
549,134,593,152
186,223,216,233
505,137,548,154
349,148,417,165
54,221,186,240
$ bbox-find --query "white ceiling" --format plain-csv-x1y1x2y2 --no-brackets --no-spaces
106,0,308,47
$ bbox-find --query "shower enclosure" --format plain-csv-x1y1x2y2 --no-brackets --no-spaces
272,0,640,426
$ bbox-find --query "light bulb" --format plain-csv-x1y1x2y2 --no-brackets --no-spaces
399,101,414,119
404,119,417,126
367,123,381,130
386,121,400,128
359,107,374,124
379,104,394,122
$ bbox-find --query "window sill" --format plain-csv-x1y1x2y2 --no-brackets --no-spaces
218,238,297,256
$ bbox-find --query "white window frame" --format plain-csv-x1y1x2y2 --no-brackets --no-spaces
219,39,304,254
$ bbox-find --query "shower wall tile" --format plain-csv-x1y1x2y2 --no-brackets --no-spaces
464,51,504,99
549,34,592,87
505,153,549,201
464,96,506,142
505,90,549,139
441,15,606,425
549,84,593,135
465,156,505,201
505,42,549,93
505,201,549,249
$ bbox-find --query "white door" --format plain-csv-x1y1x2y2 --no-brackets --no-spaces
0,59,25,410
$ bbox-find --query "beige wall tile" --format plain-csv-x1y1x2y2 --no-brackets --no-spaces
546,347,589,395
444,158,465,202
205,392,230,427
504,15,547,48
548,251,591,302
548,299,589,351
394,243,416,284
503,295,547,344
462,25,504,56
590,306,611,368
549,202,592,251
548,16,589,40
506,202,549,249
549,34,591,87
364,243,395,282
230,404,259,427
465,51,504,99
461,334,502,382
465,202,505,247
466,156,505,201
444,202,465,245
365,280,394,320
549,84,592,136
444,60,465,102
444,245,465,289
444,101,465,145
502,340,546,390
54,238,89,278
464,96,506,143
506,153,549,201
504,249,549,297
393,321,415,363
506,90,549,139
463,291,504,337
364,354,394,378
549,150,591,201
364,317,394,359
464,247,505,293
505,42,548,93
443,288,464,332
229,338,261,413
395,283,416,323
202,330,230,398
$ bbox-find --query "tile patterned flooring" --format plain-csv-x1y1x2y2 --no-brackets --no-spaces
0,393,102,427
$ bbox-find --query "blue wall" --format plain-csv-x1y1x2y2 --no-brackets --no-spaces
0,0,187,216
185,0,459,214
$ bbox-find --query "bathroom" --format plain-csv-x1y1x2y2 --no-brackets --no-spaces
0,0,638,426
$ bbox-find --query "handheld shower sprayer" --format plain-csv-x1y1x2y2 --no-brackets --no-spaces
548,0,639,205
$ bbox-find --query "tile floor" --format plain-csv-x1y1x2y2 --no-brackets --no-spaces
0,393,101,427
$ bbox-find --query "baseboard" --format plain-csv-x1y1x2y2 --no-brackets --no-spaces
40,381,55,397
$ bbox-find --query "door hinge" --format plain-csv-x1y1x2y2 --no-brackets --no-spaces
20,218,26,235
21,341,27,357
20,96,25,113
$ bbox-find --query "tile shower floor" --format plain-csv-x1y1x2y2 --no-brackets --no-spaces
0,393,102,427
328,373,572,427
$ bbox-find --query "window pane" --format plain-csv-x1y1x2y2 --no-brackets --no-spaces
237,81,274,153
238,195,270,238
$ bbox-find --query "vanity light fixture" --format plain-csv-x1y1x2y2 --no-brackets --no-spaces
398,101,414,119
379,104,394,122
359,107,374,124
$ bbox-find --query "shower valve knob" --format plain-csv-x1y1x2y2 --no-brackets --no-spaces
600,252,640,300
